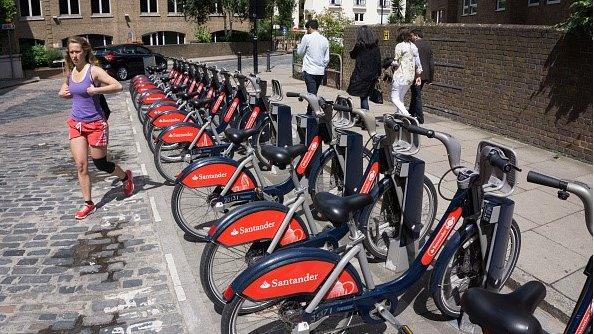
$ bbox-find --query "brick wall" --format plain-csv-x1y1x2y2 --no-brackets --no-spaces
146,42,272,59
343,24,593,162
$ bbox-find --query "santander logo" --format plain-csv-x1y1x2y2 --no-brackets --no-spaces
421,207,462,265
229,221,276,236
326,279,356,299
168,132,194,139
259,273,320,289
157,117,182,124
360,163,379,194
191,172,227,181
245,107,260,129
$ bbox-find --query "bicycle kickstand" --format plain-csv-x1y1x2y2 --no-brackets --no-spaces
375,303,413,334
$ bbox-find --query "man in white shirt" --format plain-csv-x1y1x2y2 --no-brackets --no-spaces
297,20,329,102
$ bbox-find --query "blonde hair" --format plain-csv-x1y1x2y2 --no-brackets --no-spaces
65,36,98,72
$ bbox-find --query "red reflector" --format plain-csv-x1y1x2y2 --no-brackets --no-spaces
223,285,234,302
208,225,217,236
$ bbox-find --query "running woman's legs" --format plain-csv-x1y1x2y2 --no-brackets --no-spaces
70,136,92,201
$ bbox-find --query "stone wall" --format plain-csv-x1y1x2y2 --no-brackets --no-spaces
146,42,273,59
343,24,593,162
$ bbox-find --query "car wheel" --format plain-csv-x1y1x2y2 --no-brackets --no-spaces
116,66,129,81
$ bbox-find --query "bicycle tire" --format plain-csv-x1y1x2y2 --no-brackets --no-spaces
171,183,225,239
431,219,521,318
153,140,192,184
200,242,275,314
308,147,372,198
359,176,437,260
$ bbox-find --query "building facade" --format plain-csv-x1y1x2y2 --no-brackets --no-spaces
292,0,404,27
427,0,571,24
12,0,249,52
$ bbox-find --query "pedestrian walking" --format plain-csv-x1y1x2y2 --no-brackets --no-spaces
408,29,434,124
390,28,422,116
58,36,134,220
297,19,329,104
346,25,382,110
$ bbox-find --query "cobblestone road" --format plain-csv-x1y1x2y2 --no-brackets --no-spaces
0,80,187,333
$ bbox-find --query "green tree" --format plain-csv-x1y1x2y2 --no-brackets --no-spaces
276,0,296,29
558,0,592,36
0,0,17,23
313,9,353,39
194,26,212,43
405,0,426,22
181,0,215,25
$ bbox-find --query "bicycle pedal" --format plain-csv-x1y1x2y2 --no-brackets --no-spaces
375,303,408,332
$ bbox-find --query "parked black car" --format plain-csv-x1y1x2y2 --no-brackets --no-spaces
94,44,167,81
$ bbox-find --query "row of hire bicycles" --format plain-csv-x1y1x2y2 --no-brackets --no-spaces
128,59,592,334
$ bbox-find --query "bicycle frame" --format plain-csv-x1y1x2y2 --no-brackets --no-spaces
565,257,592,334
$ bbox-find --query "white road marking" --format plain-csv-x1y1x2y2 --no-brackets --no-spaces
165,253,187,302
136,142,142,153
141,163,148,176
132,128,137,135
149,197,162,222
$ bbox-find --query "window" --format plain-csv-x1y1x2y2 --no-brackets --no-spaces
496,0,505,10
354,13,364,21
546,0,560,4
142,31,186,45
354,0,366,6
62,34,113,48
168,0,183,13
378,0,390,8
462,0,477,15
528,0,539,5
59,0,80,15
19,0,42,17
432,10,444,22
330,0,342,6
91,0,111,14
140,0,158,13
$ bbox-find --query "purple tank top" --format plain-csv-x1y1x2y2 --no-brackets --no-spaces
69,64,104,122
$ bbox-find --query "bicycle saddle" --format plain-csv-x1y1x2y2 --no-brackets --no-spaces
260,145,307,170
461,281,546,334
224,128,260,145
313,192,372,225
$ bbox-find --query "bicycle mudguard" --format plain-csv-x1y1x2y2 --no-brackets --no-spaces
177,156,256,191
156,122,214,146
141,91,170,105
230,248,363,302
209,201,309,247
151,111,188,128
146,104,179,120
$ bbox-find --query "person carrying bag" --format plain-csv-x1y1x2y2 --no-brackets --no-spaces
347,26,382,110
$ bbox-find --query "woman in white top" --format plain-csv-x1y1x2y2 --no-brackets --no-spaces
391,28,422,116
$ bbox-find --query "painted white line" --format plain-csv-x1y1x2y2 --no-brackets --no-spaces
132,128,137,135
141,163,148,176
136,142,142,153
165,253,187,302
149,196,162,222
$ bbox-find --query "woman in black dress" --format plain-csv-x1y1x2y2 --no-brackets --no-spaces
347,25,382,110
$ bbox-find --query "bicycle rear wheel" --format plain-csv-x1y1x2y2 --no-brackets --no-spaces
153,140,193,184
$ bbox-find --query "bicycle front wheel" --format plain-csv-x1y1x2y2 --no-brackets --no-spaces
361,176,437,260
432,219,521,318
171,183,225,239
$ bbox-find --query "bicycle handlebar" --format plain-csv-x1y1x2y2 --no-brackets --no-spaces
286,92,300,98
527,171,593,236
333,104,352,113
404,124,435,138
527,171,567,190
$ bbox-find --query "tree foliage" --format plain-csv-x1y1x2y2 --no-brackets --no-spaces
180,0,215,24
194,26,212,43
276,0,296,29
313,9,353,40
558,0,592,36
1,0,17,23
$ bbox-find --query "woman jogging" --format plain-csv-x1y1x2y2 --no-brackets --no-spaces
58,36,134,219
391,28,422,116
346,25,382,110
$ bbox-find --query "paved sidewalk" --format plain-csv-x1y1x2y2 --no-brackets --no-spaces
0,80,189,333
256,67,593,321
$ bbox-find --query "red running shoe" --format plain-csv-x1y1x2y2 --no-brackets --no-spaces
123,170,135,197
75,203,96,220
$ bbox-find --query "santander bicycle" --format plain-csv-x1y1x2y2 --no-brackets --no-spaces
461,171,592,334
219,118,522,333
198,111,435,313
